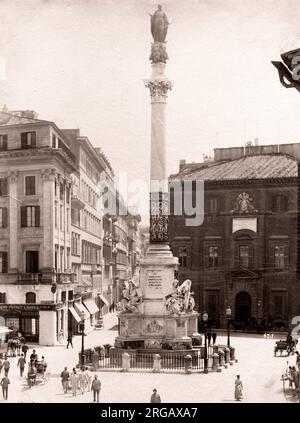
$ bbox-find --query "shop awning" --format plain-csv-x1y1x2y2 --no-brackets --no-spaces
74,301,90,319
83,299,99,315
81,276,93,287
0,326,12,334
98,294,109,307
68,307,81,323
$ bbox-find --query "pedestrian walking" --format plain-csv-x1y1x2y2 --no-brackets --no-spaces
3,357,10,377
212,331,217,345
0,375,10,400
150,388,161,403
0,356,3,374
234,375,243,401
61,367,70,394
17,354,26,377
30,349,38,365
85,367,91,392
70,368,79,397
91,375,101,403
79,367,86,395
207,331,212,346
21,343,29,361
66,334,73,349
16,338,21,356
295,351,300,371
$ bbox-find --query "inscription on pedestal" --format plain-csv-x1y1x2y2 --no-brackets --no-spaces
147,269,163,291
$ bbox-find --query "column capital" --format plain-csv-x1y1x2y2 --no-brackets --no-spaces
144,79,173,103
8,171,19,183
41,168,57,181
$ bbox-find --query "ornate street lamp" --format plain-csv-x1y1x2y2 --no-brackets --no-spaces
79,310,85,367
226,306,232,347
203,311,208,374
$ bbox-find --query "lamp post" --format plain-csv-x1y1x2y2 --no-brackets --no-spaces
226,306,231,347
79,311,85,367
203,311,208,374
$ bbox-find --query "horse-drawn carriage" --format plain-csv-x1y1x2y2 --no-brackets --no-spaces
27,361,49,388
274,339,298,356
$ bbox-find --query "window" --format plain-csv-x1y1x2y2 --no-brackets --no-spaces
25,292,36,304
60,205,64,230
21,132,36,149
21,206,40,227
66,186,70,204
52,134,56,148
55,203,58,228
60,183,64,200
178,246,188,267
0,178,7,196
0,252,8,273
25,176,36,195
274,295,283,317
0,135,7,151
209,197,218,214
274,245,287,268
208,246,219,268
273,195,288,212
71,232,80,256
239,245,249,267
0,292,6,303
25,251,39,273
61,291,66,302
0,207,7,228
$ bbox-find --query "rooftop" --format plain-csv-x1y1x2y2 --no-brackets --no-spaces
170,153,298,182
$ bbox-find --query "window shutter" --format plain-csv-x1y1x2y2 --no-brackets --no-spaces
21,132,27,148
21,206,27,227
3,135,7,150
284,245,289,267
2,207,7,228
249,245,254,268
35,206,40,227
204,245,209,268
234,243,239,268
2,252,8,273
1,178,7,196
31,132,36,147
269,244,275,268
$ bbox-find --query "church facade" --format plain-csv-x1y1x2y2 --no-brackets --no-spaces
168,143,300,330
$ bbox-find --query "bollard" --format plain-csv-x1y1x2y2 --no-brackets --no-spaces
93,349,99,370
184,354,192,374
218,349,225,367
224,347,230,363
153,354,161,373
122,352,130,372
229,346,235,361
212,353,219,372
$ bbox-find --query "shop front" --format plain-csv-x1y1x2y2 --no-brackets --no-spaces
0,304,58,344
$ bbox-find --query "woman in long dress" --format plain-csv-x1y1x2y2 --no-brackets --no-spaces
70,368,79,397
234,375,243,401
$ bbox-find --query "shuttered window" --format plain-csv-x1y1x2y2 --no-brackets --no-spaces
274,245,289,268
0,178,7,196
0,252,8,273
239,245,249,267
25,176,36,195
21,206,40,227
0,207,7,228
25,251,39,273
0,135,8,151
21,131,36,149
208,246,219,268
0,292,6,303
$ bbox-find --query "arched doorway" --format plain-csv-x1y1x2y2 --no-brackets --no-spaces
235,291,252,323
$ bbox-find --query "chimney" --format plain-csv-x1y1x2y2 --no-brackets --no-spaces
179,159,186,171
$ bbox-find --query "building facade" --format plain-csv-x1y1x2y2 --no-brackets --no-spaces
169,143,300,330
0,109,143,344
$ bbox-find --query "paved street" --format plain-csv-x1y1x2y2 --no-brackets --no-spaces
0,314,298,403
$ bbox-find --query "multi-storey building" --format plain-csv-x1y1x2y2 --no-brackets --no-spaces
169,143,300,331
0,110,78,344
0,108,143,344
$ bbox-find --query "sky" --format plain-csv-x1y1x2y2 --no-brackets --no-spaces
1,0,300,219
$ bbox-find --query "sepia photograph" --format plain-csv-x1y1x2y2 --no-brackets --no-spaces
0,0,300,411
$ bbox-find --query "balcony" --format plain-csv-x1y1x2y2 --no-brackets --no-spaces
71,193,85,209
15,271,76,285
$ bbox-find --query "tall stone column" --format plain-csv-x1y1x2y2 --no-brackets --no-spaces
145,64,172,243
8,171,19,272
